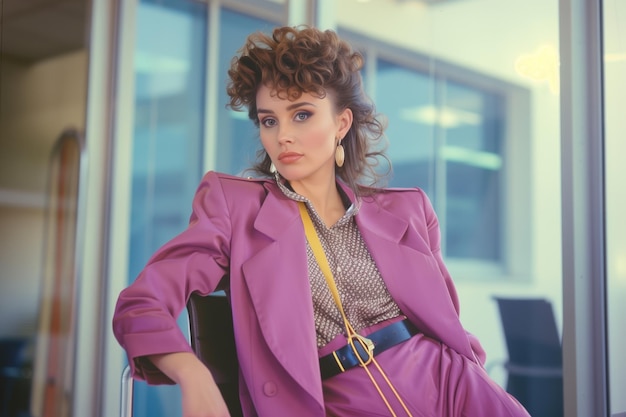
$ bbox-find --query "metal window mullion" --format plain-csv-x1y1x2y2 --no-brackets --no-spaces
434,73,447,255
364,47,377,103
98,0,139,416
203,1,221,172
73,0,134,416
559,0,609,416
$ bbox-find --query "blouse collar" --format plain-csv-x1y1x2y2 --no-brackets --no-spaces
273,172,360,227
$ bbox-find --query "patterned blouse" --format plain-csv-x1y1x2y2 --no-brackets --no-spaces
276,177,402,348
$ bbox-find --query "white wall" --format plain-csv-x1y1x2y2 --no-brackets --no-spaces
0,50,88,337
337,0,563,382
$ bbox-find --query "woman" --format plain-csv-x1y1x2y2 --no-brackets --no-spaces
113,26,530,417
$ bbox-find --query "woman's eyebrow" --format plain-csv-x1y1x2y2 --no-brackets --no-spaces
257,102,317,114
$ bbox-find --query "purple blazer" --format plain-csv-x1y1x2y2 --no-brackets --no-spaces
113,171,486,417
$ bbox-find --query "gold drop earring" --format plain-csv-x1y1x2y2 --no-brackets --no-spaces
335,140,345,168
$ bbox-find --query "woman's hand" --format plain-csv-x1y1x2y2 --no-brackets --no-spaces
149,352,231,417
179,370,230,417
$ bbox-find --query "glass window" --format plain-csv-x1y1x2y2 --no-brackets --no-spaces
215,9,278,175
443,80,503,261
373,57,505,266
129,0,207,276
375,59,435,194
128,1,207,416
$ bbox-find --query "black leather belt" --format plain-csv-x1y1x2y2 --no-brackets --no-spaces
319,319,419,380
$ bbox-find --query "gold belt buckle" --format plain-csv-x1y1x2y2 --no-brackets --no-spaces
348,334,375,366
331,333,376,374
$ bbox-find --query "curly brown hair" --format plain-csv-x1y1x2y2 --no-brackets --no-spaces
226,25,390,194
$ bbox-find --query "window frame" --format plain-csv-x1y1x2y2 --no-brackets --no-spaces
341,29,532,281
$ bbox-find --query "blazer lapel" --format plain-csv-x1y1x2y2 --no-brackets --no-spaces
241,184,324,403
356,196,475,359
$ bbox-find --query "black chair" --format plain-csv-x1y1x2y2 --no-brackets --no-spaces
493,297,563,417
187,292,242,417
0,338,32,417
120,292,242,417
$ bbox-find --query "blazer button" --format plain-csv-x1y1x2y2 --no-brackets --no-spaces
263,381,278,397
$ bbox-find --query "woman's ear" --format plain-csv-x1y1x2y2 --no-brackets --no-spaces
337,108,353,140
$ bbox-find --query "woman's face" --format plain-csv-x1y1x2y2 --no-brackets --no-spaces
256,84,352,189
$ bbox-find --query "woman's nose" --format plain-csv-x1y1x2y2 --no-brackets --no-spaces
277,125,295,144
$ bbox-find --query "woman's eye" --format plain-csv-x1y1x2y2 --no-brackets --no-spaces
295,111,311,121
261,118,276,127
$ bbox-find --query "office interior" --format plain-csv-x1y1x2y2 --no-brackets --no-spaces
0,0,624,416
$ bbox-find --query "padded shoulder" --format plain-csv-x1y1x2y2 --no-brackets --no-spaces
380,186,424,193
198,171,282,213
361,185,434,223
203,171,276,194
212,171,272,184
371,186,428,204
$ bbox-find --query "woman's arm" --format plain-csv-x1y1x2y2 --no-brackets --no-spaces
113,171,233,382
148,352,231,417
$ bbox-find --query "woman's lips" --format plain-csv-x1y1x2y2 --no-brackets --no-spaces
278,152,303,164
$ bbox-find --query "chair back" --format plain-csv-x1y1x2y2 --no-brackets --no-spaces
187,292,242,417
495,297,561,367
494,297,563,417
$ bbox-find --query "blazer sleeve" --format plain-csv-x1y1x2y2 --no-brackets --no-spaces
112,171,233,384
419,191,488,366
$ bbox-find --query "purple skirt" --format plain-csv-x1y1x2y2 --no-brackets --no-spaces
321,331,531,417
